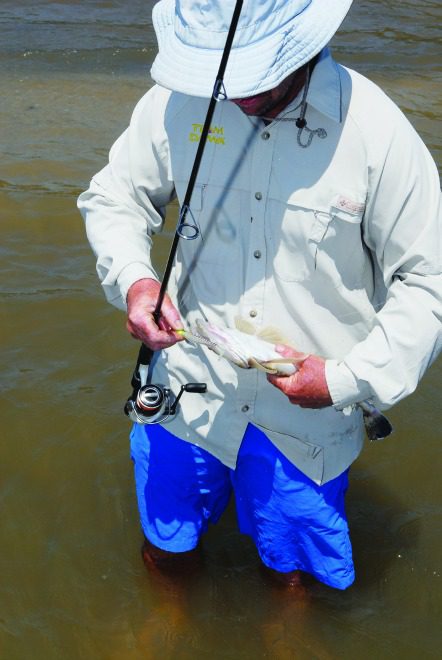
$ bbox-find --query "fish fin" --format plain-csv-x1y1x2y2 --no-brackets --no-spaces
360,401,393,441
234,317,257,335
256,326,292,345
234,318,292,346
248,357,277,374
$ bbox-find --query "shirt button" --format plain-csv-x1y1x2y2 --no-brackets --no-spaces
262,131,270,140
255,192,262,200
241,405,249,413
249,309,257,318
253,250,261,259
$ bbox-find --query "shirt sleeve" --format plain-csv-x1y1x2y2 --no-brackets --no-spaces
326,98,442,410
77,85,175,310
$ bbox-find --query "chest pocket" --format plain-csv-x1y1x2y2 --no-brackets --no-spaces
266,190,367,284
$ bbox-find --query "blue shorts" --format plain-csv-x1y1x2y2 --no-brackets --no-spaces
130,422,354,590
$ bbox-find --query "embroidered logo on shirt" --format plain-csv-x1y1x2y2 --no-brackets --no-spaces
335,196,365,215
189,123,225,145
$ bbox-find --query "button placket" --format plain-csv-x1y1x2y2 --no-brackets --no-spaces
247,125,273,285
240,122,274,365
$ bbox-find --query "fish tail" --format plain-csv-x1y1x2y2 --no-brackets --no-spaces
359,400,393,441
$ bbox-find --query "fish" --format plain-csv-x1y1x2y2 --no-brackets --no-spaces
178,317,305,375
177,317,393,441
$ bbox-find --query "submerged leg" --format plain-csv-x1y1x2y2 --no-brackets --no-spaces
260,565,313,589
141,536,203,577
232,423,355,592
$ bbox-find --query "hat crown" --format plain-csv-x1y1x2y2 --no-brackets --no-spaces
176,0,311,49
151,0,353,98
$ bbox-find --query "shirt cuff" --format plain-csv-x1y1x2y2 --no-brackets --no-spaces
325,359,372,410
117,262,159,303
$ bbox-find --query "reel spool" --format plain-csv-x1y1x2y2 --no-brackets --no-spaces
125,381,207,425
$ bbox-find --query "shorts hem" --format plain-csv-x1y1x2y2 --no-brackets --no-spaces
257,552,355,591
143,529,200,554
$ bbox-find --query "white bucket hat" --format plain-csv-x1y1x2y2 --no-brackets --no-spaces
151,0,353,98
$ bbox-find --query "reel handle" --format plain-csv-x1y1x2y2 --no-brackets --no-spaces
184,383,207,393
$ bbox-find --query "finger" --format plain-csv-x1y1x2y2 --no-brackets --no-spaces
158,314,184,337
289,398,324,409
156,294,183,331
126,314,180,351
126,279,183,332
267,372,300,395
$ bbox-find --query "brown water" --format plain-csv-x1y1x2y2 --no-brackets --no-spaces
1,1,441,658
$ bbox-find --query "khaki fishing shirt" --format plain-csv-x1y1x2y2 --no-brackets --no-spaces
78,50,441,484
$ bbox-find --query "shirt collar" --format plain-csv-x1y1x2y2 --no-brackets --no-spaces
234,48,342,126
306,48,342,123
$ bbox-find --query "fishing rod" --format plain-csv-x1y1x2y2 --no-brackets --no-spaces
125,0,244,425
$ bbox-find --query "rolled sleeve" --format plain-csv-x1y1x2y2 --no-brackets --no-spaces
325,359,372,410
117,264,160,305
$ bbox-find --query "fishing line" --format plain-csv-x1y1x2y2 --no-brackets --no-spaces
125,0,244,424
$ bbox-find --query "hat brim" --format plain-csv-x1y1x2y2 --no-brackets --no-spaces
151,0,352,98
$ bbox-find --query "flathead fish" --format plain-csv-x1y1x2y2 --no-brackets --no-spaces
177,317,393,441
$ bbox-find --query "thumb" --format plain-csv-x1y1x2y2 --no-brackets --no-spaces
275,344,309,360
158,294,183,331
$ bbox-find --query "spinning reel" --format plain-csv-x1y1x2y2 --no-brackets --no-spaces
124,364,206,425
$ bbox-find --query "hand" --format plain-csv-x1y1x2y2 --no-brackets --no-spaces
267,344,333,409
126,278,183,351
